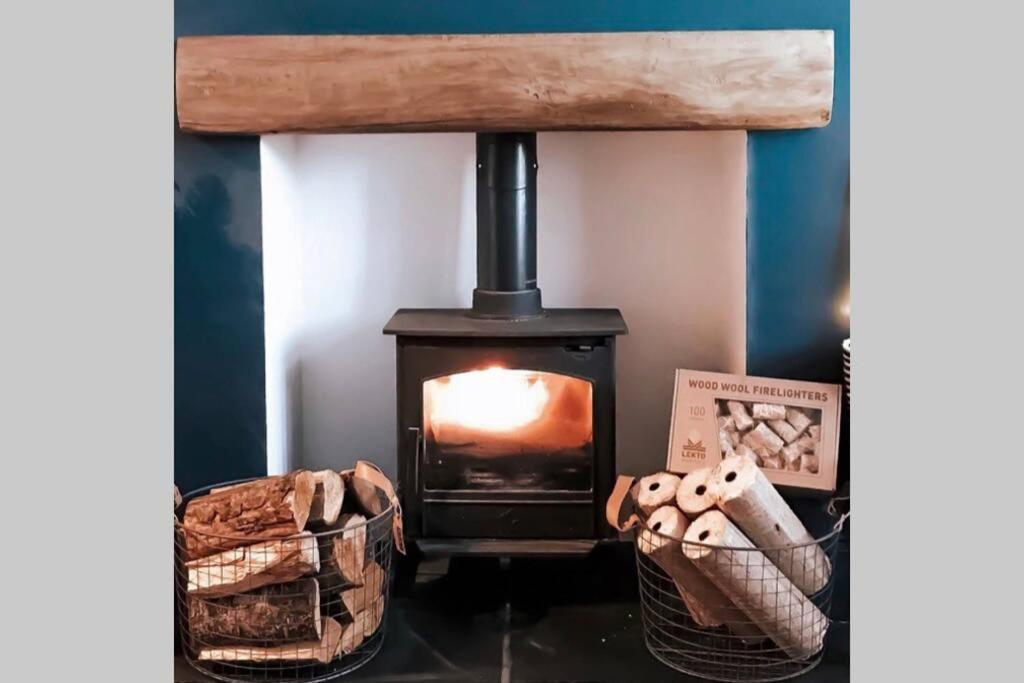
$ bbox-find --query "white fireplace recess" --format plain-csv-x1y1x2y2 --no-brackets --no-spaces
260,131,747,478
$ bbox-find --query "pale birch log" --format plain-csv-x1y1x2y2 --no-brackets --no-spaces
768,419,801,444
308,470,345,526
683,511,827,660
786,408,813,434
752,403,787,421
198,617,343,664
726,401,754,431
637,506,724,628
742,423,784,456
636,472,682,517
711,455,830,595
186,532,321,597
675,467,719,516
185,472,317,559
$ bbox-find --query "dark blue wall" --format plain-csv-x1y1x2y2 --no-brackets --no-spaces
174,1,850,491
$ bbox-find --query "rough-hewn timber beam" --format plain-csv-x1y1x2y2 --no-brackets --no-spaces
176,31,834,134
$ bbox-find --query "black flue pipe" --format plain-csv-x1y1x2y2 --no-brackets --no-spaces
472,132,543,318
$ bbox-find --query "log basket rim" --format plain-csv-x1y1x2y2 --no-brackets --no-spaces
630,478,849,553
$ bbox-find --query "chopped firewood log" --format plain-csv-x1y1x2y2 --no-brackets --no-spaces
752,403,787,421
711,455,830,596
785,407,813,435
636,472,682,517
329,514,367,587
742,422,784,456
726,401,754,431
341,561,385,620
675,467,719,516
639,507,761,639
197,617,342,664
768,418,800,444
189,578,322,646
343,471,385,518
183,472,317,560
735,444,762,466
683,511,827,660
186,532,320,597
308,470,345,527
339,611,369,655
362,596,385,638
801,453,819,473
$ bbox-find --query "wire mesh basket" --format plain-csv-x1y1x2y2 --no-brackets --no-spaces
174,479,395,683
635,509,846,682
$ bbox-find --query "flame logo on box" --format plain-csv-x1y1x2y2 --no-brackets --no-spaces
682,429,706,460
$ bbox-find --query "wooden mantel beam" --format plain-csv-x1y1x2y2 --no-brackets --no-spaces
176,31,834,134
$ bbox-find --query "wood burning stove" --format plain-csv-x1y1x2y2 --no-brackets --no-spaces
384,133,627,555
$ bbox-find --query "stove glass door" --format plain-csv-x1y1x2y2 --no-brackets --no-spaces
422,368,593,492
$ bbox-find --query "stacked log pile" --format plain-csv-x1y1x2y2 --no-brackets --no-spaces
613,454,833,660
177,465,394,665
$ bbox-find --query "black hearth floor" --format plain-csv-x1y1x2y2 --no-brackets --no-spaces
175,541,850,683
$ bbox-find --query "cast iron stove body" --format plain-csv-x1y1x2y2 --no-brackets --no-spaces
385,133,627,556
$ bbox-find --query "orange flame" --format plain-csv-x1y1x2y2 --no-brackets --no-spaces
423,367,593,452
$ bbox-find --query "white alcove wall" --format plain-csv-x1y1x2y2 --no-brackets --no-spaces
260,132,747,479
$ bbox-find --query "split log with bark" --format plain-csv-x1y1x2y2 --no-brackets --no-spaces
197,617,343,664
183,472,316,560
188,578,322,646
340,561,385,622
308,470,345,527
327,514,367,588
186,531,320,597
343,471,386,518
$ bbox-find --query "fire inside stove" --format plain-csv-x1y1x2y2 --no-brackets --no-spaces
422,368,594,492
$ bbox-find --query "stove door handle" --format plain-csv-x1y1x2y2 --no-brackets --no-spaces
408,426,424,494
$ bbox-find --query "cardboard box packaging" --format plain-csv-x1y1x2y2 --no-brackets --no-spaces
666,369,842,492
